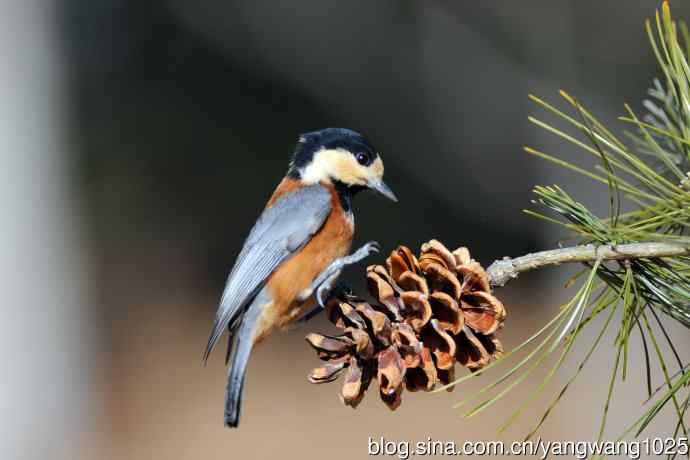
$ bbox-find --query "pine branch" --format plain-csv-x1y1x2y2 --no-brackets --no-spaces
487,241,690,287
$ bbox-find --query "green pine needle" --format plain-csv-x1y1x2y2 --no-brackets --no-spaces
448,2,690,447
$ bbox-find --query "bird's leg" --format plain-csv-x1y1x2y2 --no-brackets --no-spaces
296,241,379,323
314,241,380,307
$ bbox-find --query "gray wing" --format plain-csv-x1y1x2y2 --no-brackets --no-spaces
203,184,332,361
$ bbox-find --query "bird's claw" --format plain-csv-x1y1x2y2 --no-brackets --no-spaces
304,242,381,317
356,240,380,258
314,278,333,310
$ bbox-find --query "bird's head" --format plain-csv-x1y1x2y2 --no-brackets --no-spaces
288,128,397,202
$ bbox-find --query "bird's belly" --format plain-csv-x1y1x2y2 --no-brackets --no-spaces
256,214,353,342
253,269,339,345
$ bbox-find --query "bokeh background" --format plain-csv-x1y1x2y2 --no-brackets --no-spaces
4,1,690,459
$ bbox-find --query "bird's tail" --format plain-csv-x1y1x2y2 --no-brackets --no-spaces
224,290,267,428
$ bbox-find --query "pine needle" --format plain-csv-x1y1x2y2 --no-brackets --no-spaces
459,1,690,443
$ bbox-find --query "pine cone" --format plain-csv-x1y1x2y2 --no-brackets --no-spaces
306,240,506,410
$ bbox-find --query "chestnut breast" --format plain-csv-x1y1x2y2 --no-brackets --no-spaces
256,178,354,339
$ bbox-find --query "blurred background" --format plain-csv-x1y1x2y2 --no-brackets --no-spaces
4,1,690,459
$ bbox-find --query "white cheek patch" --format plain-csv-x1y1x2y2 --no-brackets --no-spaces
300,148,357,185
300,148,383,186
300,162,324,184
300,149,337,184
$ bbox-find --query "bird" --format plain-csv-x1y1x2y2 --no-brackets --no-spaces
204,128,397,428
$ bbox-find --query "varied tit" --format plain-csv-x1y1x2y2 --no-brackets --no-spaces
203,128,397,428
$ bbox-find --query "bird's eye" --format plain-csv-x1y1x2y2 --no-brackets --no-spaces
355,152,370,165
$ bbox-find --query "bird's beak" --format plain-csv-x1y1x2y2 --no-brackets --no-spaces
369,180,398,202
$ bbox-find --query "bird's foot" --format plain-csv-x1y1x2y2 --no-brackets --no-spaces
314,241,380,308
296,242,380,324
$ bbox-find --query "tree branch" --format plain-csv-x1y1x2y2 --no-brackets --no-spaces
486,242,690,287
